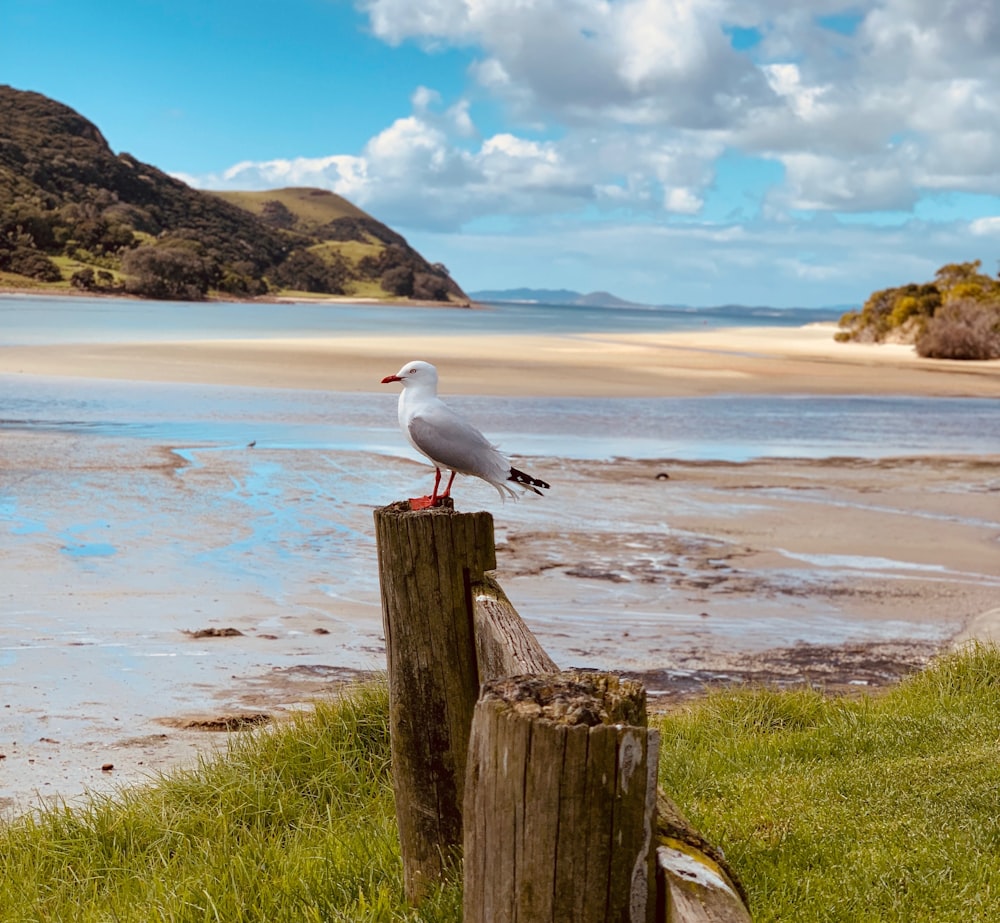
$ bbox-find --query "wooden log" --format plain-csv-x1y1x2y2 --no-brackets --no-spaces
656,793,752,923
656,842,752,923
471,572,558,680
373,500,495,902
464,672,659,923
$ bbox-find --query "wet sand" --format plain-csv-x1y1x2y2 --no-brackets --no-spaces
1,323,999,815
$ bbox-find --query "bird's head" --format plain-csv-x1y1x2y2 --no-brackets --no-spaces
381,360,438,387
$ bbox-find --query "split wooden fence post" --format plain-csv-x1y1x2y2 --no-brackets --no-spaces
374,500,752,921
373,500,495,902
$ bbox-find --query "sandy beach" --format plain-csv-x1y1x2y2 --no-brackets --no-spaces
2,321,1000,398
2,312,999,815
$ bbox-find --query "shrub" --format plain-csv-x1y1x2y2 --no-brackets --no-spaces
8,247,62,281
70,267,96,290
381,264,414,296
412,271,449,301
121,243,212,300
270,249,345,294
916,298,1000,360
70,267,118,291
259,199,296,230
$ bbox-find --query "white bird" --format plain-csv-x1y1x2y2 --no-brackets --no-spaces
380,360,550,508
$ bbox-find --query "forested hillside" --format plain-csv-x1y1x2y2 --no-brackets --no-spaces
0,85,466,302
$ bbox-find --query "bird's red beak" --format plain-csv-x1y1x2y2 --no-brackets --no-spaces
381,374,401,384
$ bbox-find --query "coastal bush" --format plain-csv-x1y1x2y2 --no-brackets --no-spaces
70,266,96,289
838,282,941,343
916,298,1000,359
121,242,212,300
6,246,62,281
381,263,414,296
270,248,347,294
837,260,1000,354
412,270,450,301
70,266,120,292
259,198,297,229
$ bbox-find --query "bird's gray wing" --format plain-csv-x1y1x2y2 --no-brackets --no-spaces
407,406,507,478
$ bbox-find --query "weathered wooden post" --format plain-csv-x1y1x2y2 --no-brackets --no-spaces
472,572,558,680
373,500,495,901
463,672,659,923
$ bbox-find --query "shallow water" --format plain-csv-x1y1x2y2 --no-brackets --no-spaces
3,375,999,461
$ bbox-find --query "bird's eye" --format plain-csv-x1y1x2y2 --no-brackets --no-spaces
409,368,417,374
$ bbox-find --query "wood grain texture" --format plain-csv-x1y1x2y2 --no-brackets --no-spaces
471,573,558,680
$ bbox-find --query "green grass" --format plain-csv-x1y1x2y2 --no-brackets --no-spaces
656,644,1000,922
343,278,396,299
211,188,369,230
309,238,383,265
4,650,1000,921
0,684,461,922
0,269,53,289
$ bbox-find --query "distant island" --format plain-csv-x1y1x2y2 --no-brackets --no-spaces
472,287,849,319
0,85,467,304
470,287,644,308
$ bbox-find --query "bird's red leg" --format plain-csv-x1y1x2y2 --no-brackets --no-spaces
441,470,457,498
409,468,442,511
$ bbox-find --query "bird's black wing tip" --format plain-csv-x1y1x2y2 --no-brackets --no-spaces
508,466,550,495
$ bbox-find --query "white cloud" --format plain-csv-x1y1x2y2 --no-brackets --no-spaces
776,152,920,213
356,0,1000,217
665,188,703,214
969,216,1000,236
185,154,370,200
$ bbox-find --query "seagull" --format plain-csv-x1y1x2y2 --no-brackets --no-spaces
380,360,550,509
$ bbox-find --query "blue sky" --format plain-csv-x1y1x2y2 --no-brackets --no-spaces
4,0,1000,307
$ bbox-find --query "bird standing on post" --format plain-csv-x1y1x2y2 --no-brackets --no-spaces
380,360,550,510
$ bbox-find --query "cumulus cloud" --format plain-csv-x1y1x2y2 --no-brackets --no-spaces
362,0,770,129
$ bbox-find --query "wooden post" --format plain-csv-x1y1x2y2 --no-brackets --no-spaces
373,500,495,902
463,672,658,923
472,573,558,680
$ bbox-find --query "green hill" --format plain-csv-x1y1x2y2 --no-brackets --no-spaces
0,85,467,303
